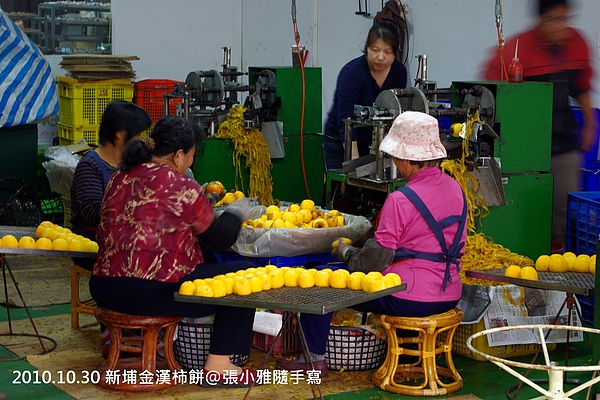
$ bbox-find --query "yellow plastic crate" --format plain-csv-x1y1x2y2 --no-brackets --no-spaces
451,319,556,361
62,194,72,229
56,76,134,127
58,123,100,146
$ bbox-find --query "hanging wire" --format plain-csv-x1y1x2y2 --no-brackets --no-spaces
291,0,311,199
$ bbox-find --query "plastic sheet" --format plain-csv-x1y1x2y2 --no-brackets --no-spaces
230,206,373,257
0,8,58,127
42,146,79,197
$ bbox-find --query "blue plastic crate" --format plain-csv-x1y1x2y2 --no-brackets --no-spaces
575,294,594,326
566,191,600,255
215,251,337,268
572,107,600,162
580,161,600,191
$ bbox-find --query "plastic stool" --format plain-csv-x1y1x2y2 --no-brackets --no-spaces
372,308,464,396
70,264,97,328
94,308,181,392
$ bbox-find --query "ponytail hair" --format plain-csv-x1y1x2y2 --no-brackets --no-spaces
120,116,203,171
363,21,400,55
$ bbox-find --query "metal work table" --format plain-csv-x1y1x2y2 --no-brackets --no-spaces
175,284,405,315
176,282,406,399
465,269,595,296
0,226,96,360
466,268,598,396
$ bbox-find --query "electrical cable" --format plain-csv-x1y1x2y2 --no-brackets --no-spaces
291,0,311,199
398,1,410,65
404,1,414,73
495,0,508,80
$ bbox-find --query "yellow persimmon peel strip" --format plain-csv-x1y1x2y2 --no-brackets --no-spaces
215,105,274,205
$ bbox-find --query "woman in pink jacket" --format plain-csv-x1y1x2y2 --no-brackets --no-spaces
276,111,467,376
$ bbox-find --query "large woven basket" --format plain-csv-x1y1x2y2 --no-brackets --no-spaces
174,319,249,370
325,325,387,371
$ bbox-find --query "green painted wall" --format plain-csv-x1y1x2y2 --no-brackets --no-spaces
193,135,324,205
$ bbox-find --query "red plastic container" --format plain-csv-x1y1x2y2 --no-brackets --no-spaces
133,79,184,123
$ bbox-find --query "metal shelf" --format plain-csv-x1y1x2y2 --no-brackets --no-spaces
33,2,111,55
56,19,110,27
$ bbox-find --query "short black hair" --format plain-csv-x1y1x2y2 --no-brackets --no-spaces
538,0,570,15
98,100,152,146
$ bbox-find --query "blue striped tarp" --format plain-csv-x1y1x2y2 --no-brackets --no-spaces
0,7,59,128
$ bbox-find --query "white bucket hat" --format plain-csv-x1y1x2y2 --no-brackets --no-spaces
379,111,447,161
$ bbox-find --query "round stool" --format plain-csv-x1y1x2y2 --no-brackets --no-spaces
94,308,182,392
372,308,464,396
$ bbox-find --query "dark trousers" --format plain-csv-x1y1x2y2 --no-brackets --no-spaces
72,256,95,271
301,296,459,355
89,260,255,356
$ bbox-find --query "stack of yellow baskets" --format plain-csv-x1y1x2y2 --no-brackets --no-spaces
56,76,134,146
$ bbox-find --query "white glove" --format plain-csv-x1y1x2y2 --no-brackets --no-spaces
224,198,252,222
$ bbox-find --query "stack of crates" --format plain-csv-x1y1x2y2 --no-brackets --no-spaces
574,107,600,191
56,76,134,146
566,191,599,326
566,191,600,256
133,79,184,136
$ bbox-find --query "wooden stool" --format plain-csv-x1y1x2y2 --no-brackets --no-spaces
94,308,182,392
372,308,464,396
70,264,97,328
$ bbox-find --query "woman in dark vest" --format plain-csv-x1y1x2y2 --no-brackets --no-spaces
70,100,151,271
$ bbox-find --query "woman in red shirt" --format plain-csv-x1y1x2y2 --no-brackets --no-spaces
90,116,257,387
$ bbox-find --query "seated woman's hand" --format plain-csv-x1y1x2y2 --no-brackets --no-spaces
225,197,252,222
202,182,225,206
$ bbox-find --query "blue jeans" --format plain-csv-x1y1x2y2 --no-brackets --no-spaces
322,134,345,172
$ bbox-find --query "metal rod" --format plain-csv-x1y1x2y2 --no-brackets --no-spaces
243,312,292,400
344,119,353,163
296,313,325,400
1,255,12,334
375,125,385,181
222,46,231,70
420,54,428,82
2,256,47,352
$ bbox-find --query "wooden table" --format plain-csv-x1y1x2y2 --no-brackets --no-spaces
0,225,96,361
176,282,406,399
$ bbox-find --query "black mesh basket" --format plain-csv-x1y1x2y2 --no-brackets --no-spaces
0,181,63,227
174,320,249,370
0,178,27,225
325,325,387,371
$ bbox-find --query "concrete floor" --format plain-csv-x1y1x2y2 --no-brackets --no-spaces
1,254,600,399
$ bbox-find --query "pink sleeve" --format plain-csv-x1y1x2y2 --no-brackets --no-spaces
374,193,405,250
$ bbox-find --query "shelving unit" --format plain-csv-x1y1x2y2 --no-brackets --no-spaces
34,2,111,55
6,12,42,43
